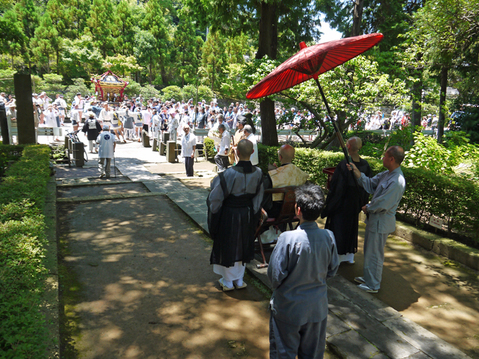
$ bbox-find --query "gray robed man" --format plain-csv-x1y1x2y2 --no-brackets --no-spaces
268,184,339,359
347,146,406,293
207,139,264,291
96,124,116,178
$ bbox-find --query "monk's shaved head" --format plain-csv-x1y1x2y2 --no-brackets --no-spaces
347,136,362,153
237,139,254,160
279,144,295,163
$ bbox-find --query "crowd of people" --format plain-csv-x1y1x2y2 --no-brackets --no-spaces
352,109,443,134
0,90,262,144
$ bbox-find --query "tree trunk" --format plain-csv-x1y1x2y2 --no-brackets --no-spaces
211,58,216,92
260,98,278,146
437,67,447,143
411,78,422,129
256,2,279,146
351,0,364,36
56,49,60,74
149,62,153,85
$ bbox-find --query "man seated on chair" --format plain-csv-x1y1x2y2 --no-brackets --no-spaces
263,144,309,219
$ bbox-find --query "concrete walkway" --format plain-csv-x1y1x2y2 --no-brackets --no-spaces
51,132,477,358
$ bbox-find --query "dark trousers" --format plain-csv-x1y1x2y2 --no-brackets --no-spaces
270,314,327,359
214,154,229,172
184,156,194,177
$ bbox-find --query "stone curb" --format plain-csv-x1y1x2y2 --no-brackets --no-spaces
56,179,133,187
56,192,164,203
393,221,479,271
43,177,60,358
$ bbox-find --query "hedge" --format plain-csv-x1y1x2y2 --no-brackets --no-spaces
0,144,25,178
0,145,53,358
256,143,479,243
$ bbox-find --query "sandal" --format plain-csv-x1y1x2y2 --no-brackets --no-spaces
218,278,234,292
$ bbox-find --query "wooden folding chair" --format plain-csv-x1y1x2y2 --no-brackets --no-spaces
254,186,299,268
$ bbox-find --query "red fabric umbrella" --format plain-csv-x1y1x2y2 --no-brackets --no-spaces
246,33,383,99
246,33,383,188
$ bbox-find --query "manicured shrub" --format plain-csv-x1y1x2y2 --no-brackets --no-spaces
204,137,216,160
0,145,53,358
258,144,479,242
257,143,382,188
0,144,25,177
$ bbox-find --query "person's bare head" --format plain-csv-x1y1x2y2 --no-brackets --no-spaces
243,125,253,135
387,146,404,164
347,136,362,154
236,139,254,161
383,146,404,171
278,144,295,164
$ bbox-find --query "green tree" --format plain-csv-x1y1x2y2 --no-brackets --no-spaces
60,35,103,80
46,0,73,39
186,0,323,146
14,0,39,67
37,73,64,94
133,30,158,84
225,32,253,66
201,31,228,93
87,0,116,57
115,0,136,56
0,10,26,69
104,54,142,78
279,55,407,148
69,0,91,38
65,77,93,102
30,13,60,74
411,0,479,143
174,6,204,86
317,0,423,48
142,0,172,85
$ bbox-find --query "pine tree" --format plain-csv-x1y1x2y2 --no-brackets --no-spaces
115,0,136,56
174,6,204,86
87,0,116,57
31,13,60,73
134,30,158,84
142,0,172,84
201,31,227,92
0,10,26,69
14,0,39,67
70,0,91,37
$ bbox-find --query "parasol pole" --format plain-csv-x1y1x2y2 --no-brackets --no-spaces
314,78,362,195
314,78,351,165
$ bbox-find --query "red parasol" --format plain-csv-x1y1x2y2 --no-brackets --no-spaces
246,33,383,166
246,33,383,100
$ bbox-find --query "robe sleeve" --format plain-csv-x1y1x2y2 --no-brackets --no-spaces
267,233,291,290
326,230,340,278
358,170,386,195
366,175,405,214
321,161,346,218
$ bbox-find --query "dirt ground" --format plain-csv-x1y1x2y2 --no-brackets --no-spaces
336,223,479,358
57,191,337,358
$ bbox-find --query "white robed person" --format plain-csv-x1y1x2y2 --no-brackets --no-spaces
207,139,264,291
243,124,258,166
96,124,116,178
180,124,196,177
213,124,231,173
